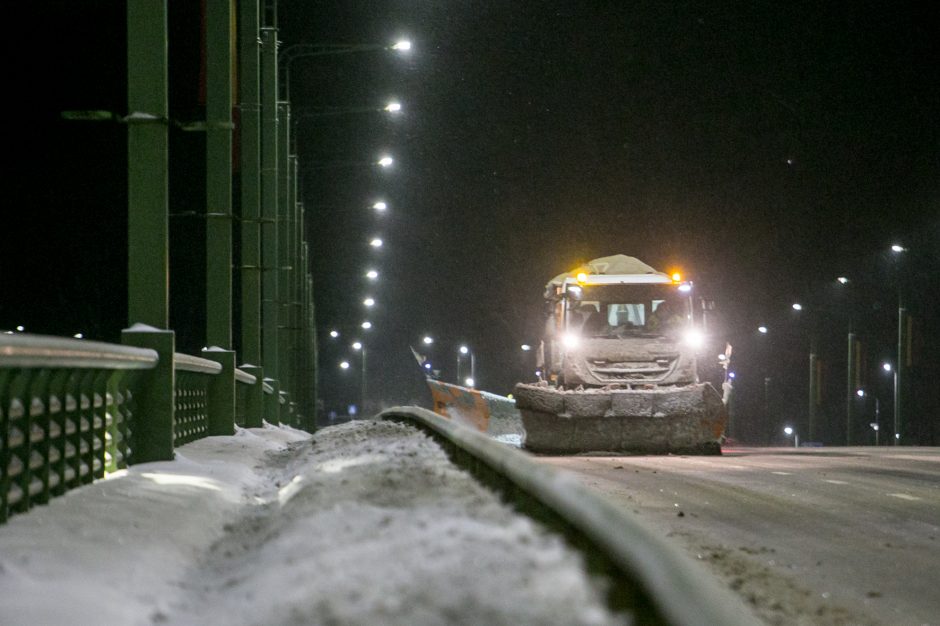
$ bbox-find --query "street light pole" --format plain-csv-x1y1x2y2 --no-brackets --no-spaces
846,331,858,445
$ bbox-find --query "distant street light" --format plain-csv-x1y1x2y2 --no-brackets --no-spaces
882,362,892,372
837,276,849,285
329,330,340,338
366,269,379,280
792,303,803,311
377,155,394,167
372,201,387,211
758,326,768,334
423,336,434,345
465,377,475,388
73,333,84,339
339,361,350,370
351,341,368,411
889,243,908,444
521,344,532,351
384,101,402,113
363,297,375,307
361,321,372,330
856,388,865,398
783,426,799,447
369,237,383,248
15,326,25,332
456,344,476,385
279,39,414,101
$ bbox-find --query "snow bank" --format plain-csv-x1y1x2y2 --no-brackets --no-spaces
0,420,627,625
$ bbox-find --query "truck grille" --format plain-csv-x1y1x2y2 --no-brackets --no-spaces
588,357,674,382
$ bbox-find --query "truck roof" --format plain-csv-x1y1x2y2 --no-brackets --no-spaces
547,254,670,287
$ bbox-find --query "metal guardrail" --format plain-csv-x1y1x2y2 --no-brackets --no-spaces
234,367,257,386
1,333,308,525
0,334,159,523
173,352,223,375
173,353,221,447
379,406,760,626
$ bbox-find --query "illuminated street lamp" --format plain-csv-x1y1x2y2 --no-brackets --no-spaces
792,303,803,311
339,361,350,370
423,336,434,345
361,321,372,330
837,276,849,285
758,326,768,334
279,39,413,101
372,201,388,212
465,377,475,388
329,329,340,338
369,237,383,248
377,155,394,168
352,341,368,410
456,344,476,386
521,344,532,351
889,243,908,445
783,426,799,448
363,297,375,307
384,101,402,113
365,269,379,280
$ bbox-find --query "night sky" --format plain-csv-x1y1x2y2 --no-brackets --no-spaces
4,1,939,443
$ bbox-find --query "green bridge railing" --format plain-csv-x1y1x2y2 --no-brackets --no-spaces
1,332,279,525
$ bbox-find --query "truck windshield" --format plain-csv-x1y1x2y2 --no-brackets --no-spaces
566,284,690,338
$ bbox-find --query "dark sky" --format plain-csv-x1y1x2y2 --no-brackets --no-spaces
3,1,939,442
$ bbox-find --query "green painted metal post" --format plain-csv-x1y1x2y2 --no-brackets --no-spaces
260,27,280,424
238,0,262,363
206,0,234,350
277,102,292,408
239,364,263,427
127,1,169,329
289,157,300,419
307,271,318,428
264,378,280,425
203,348,235,436
122,326,175,462
238,0,264,424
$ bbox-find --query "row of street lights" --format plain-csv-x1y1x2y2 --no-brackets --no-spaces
298,39,413,415
758,243,911,446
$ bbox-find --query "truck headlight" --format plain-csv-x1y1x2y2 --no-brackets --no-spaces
683,329,705,349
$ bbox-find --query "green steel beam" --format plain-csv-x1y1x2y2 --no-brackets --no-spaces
238,0,264,423
277,102,291,407
206,0,234,349
127,1,169,329
238,0,261,361
260,27,279,393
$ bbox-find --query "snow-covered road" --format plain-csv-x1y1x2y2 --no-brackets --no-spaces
0,420,627,625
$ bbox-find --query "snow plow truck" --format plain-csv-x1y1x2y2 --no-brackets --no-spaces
514,255,730,454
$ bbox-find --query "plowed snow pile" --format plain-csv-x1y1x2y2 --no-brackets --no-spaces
0,420,627,625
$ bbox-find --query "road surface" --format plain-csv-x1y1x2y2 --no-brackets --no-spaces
539,447,940,626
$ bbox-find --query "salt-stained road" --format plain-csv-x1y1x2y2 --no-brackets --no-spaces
539,447,940,626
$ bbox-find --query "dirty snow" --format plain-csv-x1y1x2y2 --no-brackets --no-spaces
0,420,627,625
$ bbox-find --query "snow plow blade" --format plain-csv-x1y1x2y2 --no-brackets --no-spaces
513,382,726,455
425,378,524,445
